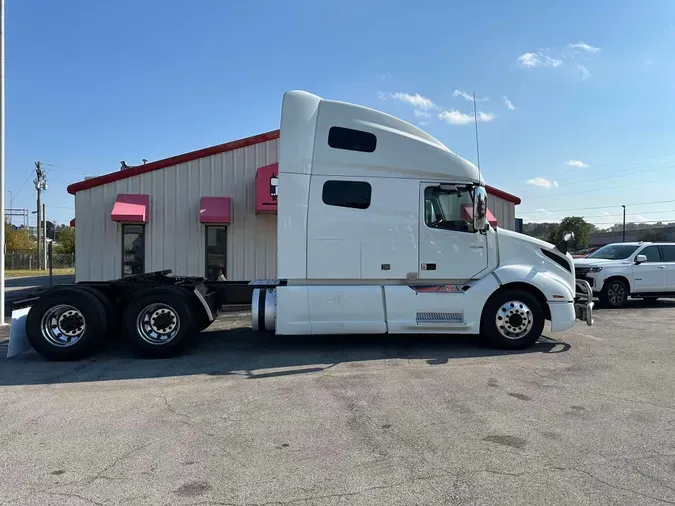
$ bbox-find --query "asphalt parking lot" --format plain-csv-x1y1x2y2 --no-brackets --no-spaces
1,300,674,506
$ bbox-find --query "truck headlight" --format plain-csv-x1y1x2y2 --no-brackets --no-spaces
589,267,603,273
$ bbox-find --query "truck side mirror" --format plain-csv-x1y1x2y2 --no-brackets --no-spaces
473,186,489,232
635,254,647,264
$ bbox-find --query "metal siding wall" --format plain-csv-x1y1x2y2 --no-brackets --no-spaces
74,139,279,282
490,195,516,231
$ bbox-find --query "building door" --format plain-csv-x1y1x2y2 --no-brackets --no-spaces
122,224,145,277
205,226,227,281
418,183,488,281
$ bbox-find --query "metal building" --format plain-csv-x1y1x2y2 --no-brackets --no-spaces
67,130,521,282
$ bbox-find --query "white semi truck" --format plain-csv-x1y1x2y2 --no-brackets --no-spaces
10,90,593,361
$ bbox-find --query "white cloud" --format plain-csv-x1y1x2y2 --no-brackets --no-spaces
418,121,429,126
414,109,431,118
438,109,496,125
526,177,558,189
503,96,516,110
452,90,488,102
536,208,549,213
635,215,648,222
577,64,591,80
601,211,611,216
377,91,387,100
390,92,438,110
565,159,589,168
518,52,563,69
567,42,601,53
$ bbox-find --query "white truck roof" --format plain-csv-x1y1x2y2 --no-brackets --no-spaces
278,90,483,184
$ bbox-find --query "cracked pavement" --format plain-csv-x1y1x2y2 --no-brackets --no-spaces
0,300,674,505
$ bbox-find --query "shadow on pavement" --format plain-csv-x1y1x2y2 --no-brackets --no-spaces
0,324,570,386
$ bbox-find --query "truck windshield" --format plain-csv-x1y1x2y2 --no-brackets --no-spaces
424,186,474,232
587,244,639,260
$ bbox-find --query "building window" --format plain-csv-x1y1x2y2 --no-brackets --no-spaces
322,180,372,210
205,226,227,281
122,224,145,277
328,126,377,153
424,185,475,233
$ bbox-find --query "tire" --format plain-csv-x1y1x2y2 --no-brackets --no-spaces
123,287,197,358
76,286,119,339
25,287,108,361
480,289,545,350
600,278,629,308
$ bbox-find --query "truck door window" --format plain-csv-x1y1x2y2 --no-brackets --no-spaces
424,186,474,232
639,245,661,262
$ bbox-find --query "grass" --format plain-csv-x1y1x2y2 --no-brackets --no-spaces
5,268,75,278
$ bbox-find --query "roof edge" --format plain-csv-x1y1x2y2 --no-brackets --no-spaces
67,129,281,195
485,185,521,205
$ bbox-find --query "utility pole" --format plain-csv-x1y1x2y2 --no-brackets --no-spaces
622,205,626,242
42,203,46,271
1,0,6,325
34,161,47,269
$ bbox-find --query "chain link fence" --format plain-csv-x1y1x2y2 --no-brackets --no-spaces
6,250,75,270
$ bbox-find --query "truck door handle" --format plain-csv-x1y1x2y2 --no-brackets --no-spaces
657,266,666,269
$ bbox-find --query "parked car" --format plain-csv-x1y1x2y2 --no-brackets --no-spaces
573,242,675,307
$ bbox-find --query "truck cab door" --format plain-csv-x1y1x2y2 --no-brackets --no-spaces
418,183,489,280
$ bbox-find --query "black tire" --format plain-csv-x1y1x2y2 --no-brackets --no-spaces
600,278,629,308
123,287,197,358
480,289,545,350
76,286,119,339
25,288,108,361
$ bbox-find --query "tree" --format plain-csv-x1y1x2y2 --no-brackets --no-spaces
558,216,591,250
5,222,34,251
54,226,75,254
638,229,667,242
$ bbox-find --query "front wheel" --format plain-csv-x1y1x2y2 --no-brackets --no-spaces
481,289,545,349
600,279,629,308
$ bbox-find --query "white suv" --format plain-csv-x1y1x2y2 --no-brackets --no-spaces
573,242,675,308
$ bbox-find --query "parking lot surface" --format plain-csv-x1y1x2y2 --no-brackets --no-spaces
1,300,674,505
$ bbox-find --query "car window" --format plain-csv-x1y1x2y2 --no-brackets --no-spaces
660,245,675,262
639,245,661,262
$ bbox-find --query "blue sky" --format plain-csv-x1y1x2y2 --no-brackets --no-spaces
6,0,675,229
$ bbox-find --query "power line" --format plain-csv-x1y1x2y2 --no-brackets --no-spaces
523,175,675,201
519,198,675,214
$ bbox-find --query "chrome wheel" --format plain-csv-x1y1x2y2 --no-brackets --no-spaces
495,300,533,339
136,303,180,345
607,282,627,306
40,304,86,347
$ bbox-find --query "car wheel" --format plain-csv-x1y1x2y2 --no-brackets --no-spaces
601,279,629,308
480,289,545,350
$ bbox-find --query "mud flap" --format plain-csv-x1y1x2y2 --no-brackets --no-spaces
7,307,32,358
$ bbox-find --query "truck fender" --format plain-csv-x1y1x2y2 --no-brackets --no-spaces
491,265,574,302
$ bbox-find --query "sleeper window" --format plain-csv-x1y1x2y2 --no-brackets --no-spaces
322,180,372,209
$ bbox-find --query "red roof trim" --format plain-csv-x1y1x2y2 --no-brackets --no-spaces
67,129,281,195
65,127,520,205
486,185,521,205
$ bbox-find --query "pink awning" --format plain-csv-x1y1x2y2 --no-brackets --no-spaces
111,194,150,223
255,163,278,214
200,196,231,224
462,205,498,227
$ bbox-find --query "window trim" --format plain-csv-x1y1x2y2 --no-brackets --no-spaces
423,184,476,234
321,180,372,210
204,224,228,280
121,223,146,278
328,126,377,153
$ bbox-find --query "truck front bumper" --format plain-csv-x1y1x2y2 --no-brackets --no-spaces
574,279,594,326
